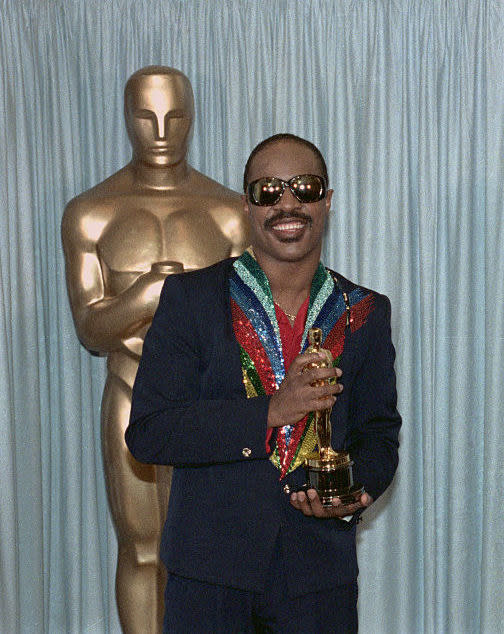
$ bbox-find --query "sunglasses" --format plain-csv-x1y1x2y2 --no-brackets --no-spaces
247,174,327,206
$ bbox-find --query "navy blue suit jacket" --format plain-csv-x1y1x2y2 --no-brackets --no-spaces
126,258,401,596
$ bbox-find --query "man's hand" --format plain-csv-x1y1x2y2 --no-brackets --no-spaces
267,353,343,428
290,489,373,518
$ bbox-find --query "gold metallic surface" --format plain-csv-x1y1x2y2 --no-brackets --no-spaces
303,328,363,506
62,66,249,633
304,451,351,469
304,327,337,460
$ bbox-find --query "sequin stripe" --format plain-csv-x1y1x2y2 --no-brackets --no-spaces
241,368,259,398
321,313,347,359
287,413,317,473
309,262,329,304
308,289,346,345
289,412,317,471
269,446,280,469
279,414,312,478
231,300,284,385
236,249,271,298
239,346,265,396
230,274,278,347
233,259,282,348
276,426,288,474
276,419,300,477
349,293,375,333
271,419,317,474
276,418,299,471
231,300,278,393
301,269,334,348
348,287,371,306
317,290,346,327
230,272,285,385
232,288,284,384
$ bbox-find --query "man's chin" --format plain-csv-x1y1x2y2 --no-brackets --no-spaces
270,242,315,263
275,235,303,244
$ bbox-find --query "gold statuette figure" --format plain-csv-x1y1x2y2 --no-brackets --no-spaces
61,66,249,633
303,328,364,506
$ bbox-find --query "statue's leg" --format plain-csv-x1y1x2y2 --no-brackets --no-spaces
101,373,171,634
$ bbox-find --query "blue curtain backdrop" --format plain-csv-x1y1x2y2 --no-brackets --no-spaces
1,1,503,632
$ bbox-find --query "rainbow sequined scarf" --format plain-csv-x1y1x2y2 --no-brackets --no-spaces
230,250,374,478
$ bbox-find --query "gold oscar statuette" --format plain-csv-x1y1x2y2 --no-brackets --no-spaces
303,328,364,506
62,65,249,633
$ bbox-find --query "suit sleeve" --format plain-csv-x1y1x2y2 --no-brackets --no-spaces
348,295,401,502
126,274,271,466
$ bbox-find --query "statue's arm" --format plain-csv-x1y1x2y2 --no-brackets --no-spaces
229,217,250,257
61,201,166,354
210,199,250,257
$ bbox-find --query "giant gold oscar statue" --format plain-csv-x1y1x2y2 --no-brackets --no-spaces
61,66,249,633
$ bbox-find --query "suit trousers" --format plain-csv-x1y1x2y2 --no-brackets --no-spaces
163,536,358,633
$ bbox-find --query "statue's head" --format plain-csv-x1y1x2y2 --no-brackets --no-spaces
124,66,194,167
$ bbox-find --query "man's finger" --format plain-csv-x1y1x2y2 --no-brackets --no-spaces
306,490,348,518
360,492,373,507
337,502,361,516
306,488,327,516
314,365,341,378
291,490,314,516
330,495,366,517
309,382,341,400
303,365,340,383
290,352,327,372
313,382,343,396
291,490,369,519
300,371,339,391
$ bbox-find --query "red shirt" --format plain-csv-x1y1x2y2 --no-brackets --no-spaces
265,297,310,452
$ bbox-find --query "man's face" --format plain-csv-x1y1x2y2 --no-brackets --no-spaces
125,74,194,167
243,140,333,264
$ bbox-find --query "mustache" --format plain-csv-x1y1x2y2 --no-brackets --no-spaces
263,210,313,229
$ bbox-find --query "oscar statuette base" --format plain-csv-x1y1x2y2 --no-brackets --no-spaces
304,450,364,507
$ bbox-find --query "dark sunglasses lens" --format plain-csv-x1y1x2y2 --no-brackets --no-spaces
290,175,326,202
249,178,283,206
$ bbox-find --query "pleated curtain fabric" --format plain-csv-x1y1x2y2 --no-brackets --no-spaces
0,1,503,632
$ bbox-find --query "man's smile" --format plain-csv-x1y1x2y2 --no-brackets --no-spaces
264,211,312,241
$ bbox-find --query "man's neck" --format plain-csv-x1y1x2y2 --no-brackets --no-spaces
254,248,322,313
130,158,191,190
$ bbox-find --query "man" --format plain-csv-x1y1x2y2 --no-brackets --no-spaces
126,133,401,632
62,66,248,632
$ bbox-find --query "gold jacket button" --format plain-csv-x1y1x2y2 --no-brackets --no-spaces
283,484,291,495
242,447,252,457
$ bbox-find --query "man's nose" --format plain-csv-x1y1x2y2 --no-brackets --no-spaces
276,185,300,209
